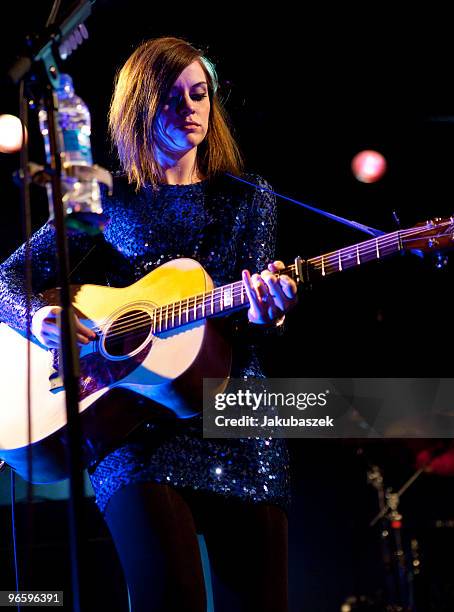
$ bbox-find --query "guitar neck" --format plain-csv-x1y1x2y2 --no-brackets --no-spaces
304,228,405,280
151,229,414,333
151,277,249,333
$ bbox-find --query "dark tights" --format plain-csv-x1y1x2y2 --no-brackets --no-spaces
104,481,288,612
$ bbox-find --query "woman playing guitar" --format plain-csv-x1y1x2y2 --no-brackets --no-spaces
0,37,297,612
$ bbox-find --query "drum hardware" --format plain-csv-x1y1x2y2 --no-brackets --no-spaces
341,454,430,612
367,464,425,611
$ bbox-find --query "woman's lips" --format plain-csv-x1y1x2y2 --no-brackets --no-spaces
178,122,200,129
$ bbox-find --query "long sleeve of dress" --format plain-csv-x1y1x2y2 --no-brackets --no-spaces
0,223,58,331
0,222,105,333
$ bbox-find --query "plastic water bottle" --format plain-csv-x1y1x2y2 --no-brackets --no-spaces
39,73,103,231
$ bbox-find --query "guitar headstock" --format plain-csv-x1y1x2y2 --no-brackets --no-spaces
404,217,454,254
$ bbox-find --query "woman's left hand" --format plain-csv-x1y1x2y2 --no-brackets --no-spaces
242,260,298,326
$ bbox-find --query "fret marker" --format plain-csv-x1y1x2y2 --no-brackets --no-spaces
223,286,233,308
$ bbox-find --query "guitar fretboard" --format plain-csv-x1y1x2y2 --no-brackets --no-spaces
152,280,248,333
306,230,404,278
141,221,450,334
152,230,409,333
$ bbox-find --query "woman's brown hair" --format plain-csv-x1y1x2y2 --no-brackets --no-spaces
109,37,244,188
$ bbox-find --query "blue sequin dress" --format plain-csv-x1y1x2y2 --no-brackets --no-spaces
0,172,290,515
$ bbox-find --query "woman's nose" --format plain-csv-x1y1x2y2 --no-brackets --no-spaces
178,94,195,115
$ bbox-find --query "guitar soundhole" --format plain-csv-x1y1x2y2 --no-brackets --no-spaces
104,309,152,358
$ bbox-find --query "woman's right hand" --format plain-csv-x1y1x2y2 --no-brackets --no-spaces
31,305,96,349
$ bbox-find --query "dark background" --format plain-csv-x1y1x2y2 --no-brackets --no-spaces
2,2,454,610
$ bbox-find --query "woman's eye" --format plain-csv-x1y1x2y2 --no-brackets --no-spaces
191,93,207,101
165,93,207,106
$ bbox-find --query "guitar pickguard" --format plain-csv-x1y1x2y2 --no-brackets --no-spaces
48,341,153,401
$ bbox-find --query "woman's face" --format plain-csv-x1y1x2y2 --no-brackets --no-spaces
154,60,211,156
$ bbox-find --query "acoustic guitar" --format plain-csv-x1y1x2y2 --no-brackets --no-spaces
0,217,452,482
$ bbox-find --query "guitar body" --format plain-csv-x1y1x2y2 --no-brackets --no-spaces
0,258,232,483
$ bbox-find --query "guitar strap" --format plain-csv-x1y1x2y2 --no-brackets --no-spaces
226,173,385,237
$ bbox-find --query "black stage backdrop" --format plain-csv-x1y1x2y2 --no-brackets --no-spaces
1,3,454,611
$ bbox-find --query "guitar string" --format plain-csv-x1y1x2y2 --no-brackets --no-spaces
108,226,439,323
102,225,434,334
89,226,451,339
97,227,449,339
91,224,441,333
98,228,446,338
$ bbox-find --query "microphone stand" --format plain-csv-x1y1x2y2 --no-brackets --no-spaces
9,3,96,610
44,83,85,612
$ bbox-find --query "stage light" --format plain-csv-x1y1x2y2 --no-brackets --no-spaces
0,114,27,153
351,149,387,183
